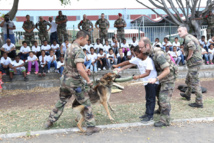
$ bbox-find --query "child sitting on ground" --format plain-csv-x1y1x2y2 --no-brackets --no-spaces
27,51,39,75
9,55,28,82
1,52,12,75
106,48,117,69
38,50,48,76
57,56,64,75
83,49,91,70
88,47,98,73
20,41,31,61
97,49,107,71
117,48,126,64
32,41,41,57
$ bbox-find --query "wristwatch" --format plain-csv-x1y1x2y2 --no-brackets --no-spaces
156,77,159,81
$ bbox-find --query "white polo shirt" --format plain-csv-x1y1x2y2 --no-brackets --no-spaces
1,57,12,65
51,44,60,51
41,45,51,51
46,55,56,62
32,46,41,53
39,55,48,65
2,43,15,51
20,46,31,53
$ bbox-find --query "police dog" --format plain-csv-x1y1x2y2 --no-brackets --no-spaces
72,72,117,132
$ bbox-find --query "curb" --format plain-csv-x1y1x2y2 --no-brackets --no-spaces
1,117,214,139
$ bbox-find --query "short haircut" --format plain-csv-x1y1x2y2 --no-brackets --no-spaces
132,37,136,39
112,36,116,39
200,44,203,47
140,37,151,47
41,50,45,53
99,49,103,52
76,30,88,39
130,45,135,49
49,49,54,52
22,41,27,44
83,49,86,51
133,46,140,53
101,13,104,15
34,41,37,44
209,44,214,48
156,45,160,47
164,37,169,41
109,48,113,52
26,15,30,17
15,55,20,58
175,37,178,39
43,40,47,43
53,40,57,43
3,52,8,55
90,47,94,50
201,36,205,38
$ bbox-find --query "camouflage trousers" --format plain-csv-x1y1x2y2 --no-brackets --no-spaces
206,27,214,41
156,81,175,125
48,78,96,127
99,29,108,44
57,27,68,44
185,66,203,104
24,34,35,46
117,30,125,43
39,32,49,43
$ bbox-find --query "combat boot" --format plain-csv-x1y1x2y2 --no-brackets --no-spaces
180,93,191,101
154,121,169,127
154,110,160,114
188,103,203,108
85,126,101,136
44,120,53,129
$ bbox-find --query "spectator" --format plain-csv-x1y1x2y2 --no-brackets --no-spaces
22,15,35,46
170,46,181,65
86,40,93,54
201,44,209,65
127,45,135,60
0,14,16,44
38,50,48,76
47,49,58,73
103,40,111,54
88,47,97,73
1,52,12,75
207,36,214,48
94,38,104,53
107,48,117,69
57,56,64,75
32,41,41,57
165,46,176,64
208,44,214,64
9,55,28,82
49,17,58,44
152,38,162,48
172,37,180,50
83,49,91,70
199,36,208,52
121,39,130,57
130,37,138,47
60,39,71,56
20,41,31,60
178,44,185,65
162,37,172,51
1,38,16,59
97,49,107,71
117,48,126,64
27,51,39,75
41,40,51,55
51,40,60,59
111,37,119,55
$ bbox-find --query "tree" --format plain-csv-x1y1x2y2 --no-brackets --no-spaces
136,0,214,38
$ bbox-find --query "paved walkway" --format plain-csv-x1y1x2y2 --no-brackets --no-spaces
2,122,214,143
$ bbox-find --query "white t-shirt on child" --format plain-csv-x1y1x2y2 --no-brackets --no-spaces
88,53,97,62
129,57,159,85
57,61,64,69
104,45,111,52
94,43,104,50
32,46,41,53
117,53,124,58
27,55,38,61
121,43,129,49
41,45,51,51
97,53,106,58
20,46,31,53
208,49,214,54
2,43,15,51
46,55,56,62
107,53,115,58
84,54,91,62
51,44,60,51
1,57,12,65
12,60,24,67
39,55,48,65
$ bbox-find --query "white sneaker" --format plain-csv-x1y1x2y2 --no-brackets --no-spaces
55,70,59,73
103,67,106,70
98,68,101,71
47,70,50,73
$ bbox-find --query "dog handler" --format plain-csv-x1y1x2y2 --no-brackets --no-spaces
45,31,100,135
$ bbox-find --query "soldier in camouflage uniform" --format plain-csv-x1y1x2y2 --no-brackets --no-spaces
55,11,68,44
22,15,35,46
78,14,93,42
114,13,126,44
139,37,178,127
95,13,110,44
178,25,203,108
45,31,100,135
36,16,52,43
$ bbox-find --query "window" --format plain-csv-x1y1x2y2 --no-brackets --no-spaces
76,16,80,20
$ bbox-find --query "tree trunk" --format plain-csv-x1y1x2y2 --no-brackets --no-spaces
189,20,202,38
7,0,19,20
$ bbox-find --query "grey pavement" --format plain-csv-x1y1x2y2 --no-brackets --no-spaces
2,122,214,143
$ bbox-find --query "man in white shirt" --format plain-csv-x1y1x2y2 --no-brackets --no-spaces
49,17,59,44
1,39,16,59
130,37,138,47
172,37,180,50
94,39,104,54
1,52,12,75
162,37,172,51
41,40,51,55
0,14,16,44
47,49,58,73
199,36,208,52
20,41,31,60
9,55,28,82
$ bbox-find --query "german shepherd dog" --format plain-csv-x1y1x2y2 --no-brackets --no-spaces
72,72,117,132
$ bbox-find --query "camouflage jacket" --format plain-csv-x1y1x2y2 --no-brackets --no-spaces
55,15,67,28
114,18,126,31
22,21,35,36
36,20,51,34
95,18,109,29
78,19,93,31
183,34,203,67
204,15,214,27
150,48,178,83
61,42,85,86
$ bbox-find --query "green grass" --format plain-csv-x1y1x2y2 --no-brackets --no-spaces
1,96,214,134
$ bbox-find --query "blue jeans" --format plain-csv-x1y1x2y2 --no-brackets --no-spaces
4,34,15,44
145,83,158,118
204,46,208,52
117,56,126,64
90,62,97,72
59,66,64,75
20,53,29,60
84,60,91,69
203,54,209,62
180,54,185,65
50,32,59,44
47,61,57,70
